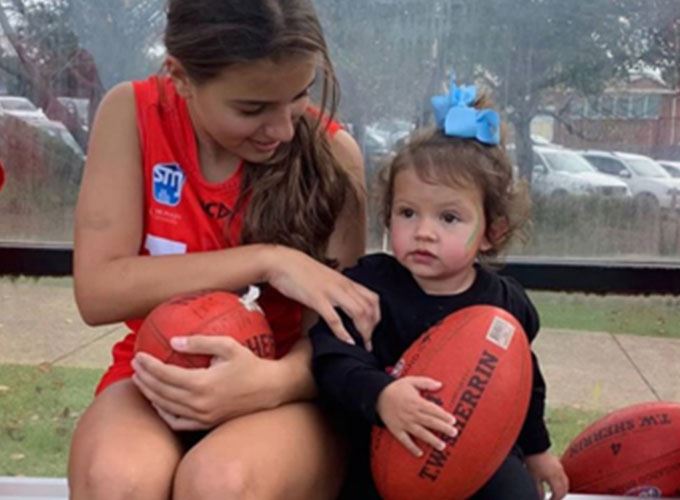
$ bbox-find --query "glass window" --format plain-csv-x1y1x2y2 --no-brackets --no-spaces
542,150,596,174
631,95,646,118
0,0,677,257
614,95,631,118
599,95,615,117
585,156,627,176
2,0,680,484
646,95,662,118
584,97,600,118
625,157,672,178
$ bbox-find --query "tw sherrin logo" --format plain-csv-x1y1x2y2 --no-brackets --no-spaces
152,163,186,207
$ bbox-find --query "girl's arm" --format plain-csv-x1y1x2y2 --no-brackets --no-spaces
131,124,379,429
74,86,377,344
74,83,275,325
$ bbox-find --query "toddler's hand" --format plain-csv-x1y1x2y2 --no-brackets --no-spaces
376,376,457,457
525,451,569,500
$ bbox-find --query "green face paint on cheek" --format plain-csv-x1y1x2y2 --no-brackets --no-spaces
465,211,482,251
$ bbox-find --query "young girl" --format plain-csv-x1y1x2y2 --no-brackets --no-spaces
68,1,380,498
311,81,569,499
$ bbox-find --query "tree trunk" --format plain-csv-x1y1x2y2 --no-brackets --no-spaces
513,116,534,184
0,6,100,151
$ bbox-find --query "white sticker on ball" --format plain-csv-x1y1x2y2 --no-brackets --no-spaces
485,316,515,350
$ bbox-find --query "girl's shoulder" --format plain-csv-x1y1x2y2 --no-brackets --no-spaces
99,81,136,108
329,128,363,178
88,82,137,141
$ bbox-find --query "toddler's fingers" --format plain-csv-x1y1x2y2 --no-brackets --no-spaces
548,472,569,500
408,376,444,392
535,480,545,500
395,430,424,458
408,424,447,453
419,399,455,425
416,414,458,438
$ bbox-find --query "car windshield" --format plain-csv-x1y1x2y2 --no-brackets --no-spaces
542,150,595,173
624,157,670,178
0,99,36,112
662,164,680,178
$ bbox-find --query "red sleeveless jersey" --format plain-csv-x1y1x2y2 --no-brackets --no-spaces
96,75,341,394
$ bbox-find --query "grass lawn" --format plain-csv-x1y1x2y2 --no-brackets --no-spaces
0,364,605,477
0,364,102,477
546,406,605,457
1,284,676,477
530,291,680,338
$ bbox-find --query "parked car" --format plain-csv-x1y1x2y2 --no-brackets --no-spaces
657,160,680,179
363,126,390,157
0,96,48,121
580,150,680,209
529,146,631,198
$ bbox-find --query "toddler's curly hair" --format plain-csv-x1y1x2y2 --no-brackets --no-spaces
380,93,531,260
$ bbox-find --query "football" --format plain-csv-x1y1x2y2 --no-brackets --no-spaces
562,401,680,496
134,287,275,368
371,305,533,500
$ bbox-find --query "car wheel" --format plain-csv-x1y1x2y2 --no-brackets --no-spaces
634,193,659,212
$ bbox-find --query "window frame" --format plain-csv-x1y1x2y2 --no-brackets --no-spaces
2,243,679,295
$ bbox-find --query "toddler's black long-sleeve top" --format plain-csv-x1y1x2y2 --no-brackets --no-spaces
310,253,551,456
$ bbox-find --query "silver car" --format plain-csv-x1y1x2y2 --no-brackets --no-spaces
531,146,631,198
581,151,680,209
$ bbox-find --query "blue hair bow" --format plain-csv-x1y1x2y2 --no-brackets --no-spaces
431,79,500,145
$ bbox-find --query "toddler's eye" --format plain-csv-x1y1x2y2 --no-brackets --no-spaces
397,207,415,218
441,212,459,224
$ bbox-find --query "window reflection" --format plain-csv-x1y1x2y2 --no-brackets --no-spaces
0,0,678,260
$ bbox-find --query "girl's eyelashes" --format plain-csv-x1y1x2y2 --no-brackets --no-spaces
441,211,460,224
236,91,311,117
237,105,266,116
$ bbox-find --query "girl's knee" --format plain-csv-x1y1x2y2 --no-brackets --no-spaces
70,453,172,500
69,432,177,500
174,451,257,500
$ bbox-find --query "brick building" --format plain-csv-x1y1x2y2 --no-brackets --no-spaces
553,73,680,161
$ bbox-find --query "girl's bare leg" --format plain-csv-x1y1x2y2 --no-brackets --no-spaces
174,402,346,500
68,380,183,500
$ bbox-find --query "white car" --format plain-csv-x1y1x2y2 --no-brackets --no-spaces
39,119,85,159
658,160,680,179
530,146,631,198
581,151,680,209
0,96,48,121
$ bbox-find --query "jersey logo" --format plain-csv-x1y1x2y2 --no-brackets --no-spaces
152,163,186,206
144,234,187,256
201,200,232,219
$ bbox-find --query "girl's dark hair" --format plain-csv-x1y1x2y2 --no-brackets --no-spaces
164,0,360,264
380,93,530,260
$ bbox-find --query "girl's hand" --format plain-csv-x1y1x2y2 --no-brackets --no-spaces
375,376,457,457
525,451,569,500
265,246,380,350
132,335,282,431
